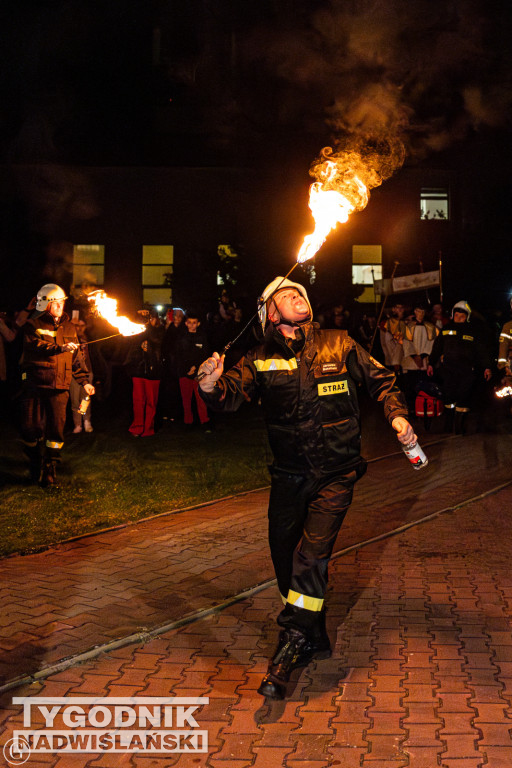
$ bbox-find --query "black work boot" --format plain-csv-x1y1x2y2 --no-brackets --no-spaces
258,628,331,700
454,411,467,435
443,408,455,433
39,458,57,488
23,440,43,483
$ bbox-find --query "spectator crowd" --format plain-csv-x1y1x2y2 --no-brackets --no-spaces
1,281,511,487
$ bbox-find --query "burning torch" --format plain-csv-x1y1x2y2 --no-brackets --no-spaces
81,290,147,345
197,143,388,381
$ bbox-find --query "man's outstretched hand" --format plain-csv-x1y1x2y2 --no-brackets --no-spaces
197,352,225,392
392,416,415,445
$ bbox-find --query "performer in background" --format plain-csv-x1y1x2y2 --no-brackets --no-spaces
19,284,94,486
427,300,492,434
498,297,512,384
198,276,413,700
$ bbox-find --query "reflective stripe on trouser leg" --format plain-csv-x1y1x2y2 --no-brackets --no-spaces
43,389,69,459
275,470,360,635
286,478,354,609
441,363,475,410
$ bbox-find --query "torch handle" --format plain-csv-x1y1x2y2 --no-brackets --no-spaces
196,341,232,383
80,332,124,346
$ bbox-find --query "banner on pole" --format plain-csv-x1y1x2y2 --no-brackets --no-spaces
391,270,440,294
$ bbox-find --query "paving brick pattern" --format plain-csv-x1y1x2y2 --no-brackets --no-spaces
1,432,512,689
2,484,512,766
1,428,512,766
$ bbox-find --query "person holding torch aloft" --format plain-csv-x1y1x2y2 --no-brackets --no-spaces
198,276,414,700
19,283,95,486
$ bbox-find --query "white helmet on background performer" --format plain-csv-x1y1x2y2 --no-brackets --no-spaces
36,284,67,312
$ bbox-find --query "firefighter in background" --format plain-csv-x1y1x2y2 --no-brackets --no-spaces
198,277,413,700
20,284,95,486
497,298,512,412
427,300,492,434
498,298,512,381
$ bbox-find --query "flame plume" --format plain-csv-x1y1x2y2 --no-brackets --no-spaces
87,290,146,336
297,137,405,263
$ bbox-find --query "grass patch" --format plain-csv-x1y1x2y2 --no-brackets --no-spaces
0,402,271,558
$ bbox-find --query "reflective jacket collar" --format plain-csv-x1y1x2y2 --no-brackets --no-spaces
40,310,69,327
271,322,318,364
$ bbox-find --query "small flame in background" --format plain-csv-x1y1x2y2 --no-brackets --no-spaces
297,138,405,264
495,386,512,399
87,290,146,336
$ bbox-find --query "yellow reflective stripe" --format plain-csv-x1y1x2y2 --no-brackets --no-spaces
36,328,58,338
444,403,456,409
442,330,456,335
286,590,324,612
455,406,470,413
253,358,298,372
462,335,474,341
46,440,64,449
280,592,287,606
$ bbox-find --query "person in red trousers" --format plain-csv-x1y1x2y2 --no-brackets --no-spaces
176,311,211,429
127,310,164,437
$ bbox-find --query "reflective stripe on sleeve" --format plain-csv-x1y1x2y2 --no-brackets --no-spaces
253,358,298,372
36,329,58,338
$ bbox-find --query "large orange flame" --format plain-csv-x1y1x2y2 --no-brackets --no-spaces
87,290,146,336
297,139,405,263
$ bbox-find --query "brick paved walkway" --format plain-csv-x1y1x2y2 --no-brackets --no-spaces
1,481,512,766
1,432,512,689
1,428,512,766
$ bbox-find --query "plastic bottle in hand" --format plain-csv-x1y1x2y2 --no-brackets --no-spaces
402,439,428,470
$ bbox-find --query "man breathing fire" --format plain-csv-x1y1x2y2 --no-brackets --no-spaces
198,277,414,700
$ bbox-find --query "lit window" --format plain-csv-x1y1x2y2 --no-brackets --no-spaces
420,188,449,220
352,245,382,303
72,244,105,297
142,245,173,306
352,264,382,285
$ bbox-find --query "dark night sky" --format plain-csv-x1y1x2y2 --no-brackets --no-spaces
1,0,512,310
2,0,512,168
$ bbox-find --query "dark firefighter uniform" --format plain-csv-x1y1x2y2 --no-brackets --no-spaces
428,318,491,432
20,311,90,483
199,321,408,639
498,319,512,376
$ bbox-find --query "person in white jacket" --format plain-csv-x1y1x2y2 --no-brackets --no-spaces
402,303,438,415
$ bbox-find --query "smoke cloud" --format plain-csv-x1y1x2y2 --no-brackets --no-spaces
244,0,512,159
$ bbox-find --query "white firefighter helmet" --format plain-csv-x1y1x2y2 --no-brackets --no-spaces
451,300,471,319
257,276,312,331
36,283,67,312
